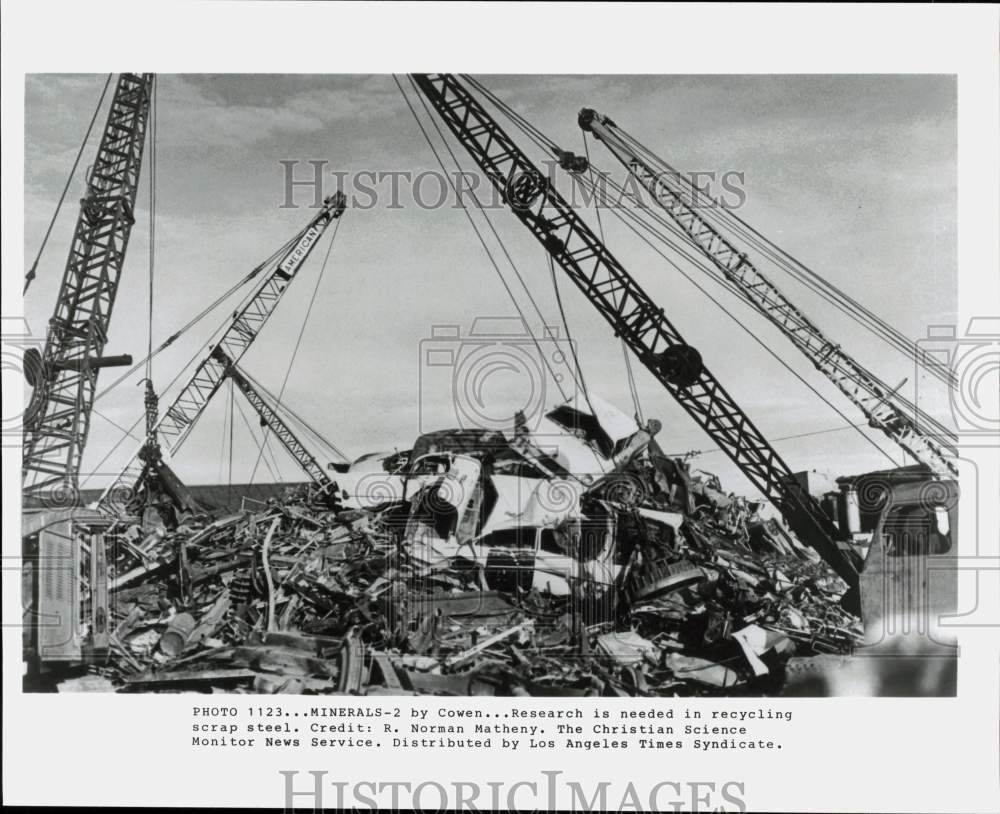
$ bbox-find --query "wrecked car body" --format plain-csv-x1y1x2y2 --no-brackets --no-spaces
28,395,874,697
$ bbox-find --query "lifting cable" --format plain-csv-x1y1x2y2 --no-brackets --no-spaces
84,309,245,489
573,151,889,391
462,75,559,156
147,77,157,383
267,395,349,466
394,74,578,402
615,169,941,437
587,170,904,466
237,390,285,482
565,166,902,468
24,73,113,295
233,395,283,485
91,406,143,444
663,421,880,459
80,230,312,488
240,365,351,464
582,130,645,425
465,76,951,454
466,76,899,466
396,76,605,489
227,377,235,505
613,124,956,390
259,430,286,484
581,163,955,444
248,216,342,485
545,252,606,472
217,377,230,483
411,78,587,401
94,230,301,403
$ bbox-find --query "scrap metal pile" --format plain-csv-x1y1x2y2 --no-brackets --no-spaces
80,398,862,696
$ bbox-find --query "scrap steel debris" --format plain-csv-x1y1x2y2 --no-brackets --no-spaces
65,398,862,696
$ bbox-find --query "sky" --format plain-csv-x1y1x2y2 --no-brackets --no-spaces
20,74,957,501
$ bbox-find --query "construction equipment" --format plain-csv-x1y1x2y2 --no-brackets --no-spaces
409,73,860,596
96,192,347,516
572,108,964,644
22,509,112,670
22,74,154,498
21,74,160,675
576,108,958,479
213,347,339,496
20,75,957,691
23,192,346,673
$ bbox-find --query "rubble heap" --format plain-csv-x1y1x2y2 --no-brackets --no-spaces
60,400,862,695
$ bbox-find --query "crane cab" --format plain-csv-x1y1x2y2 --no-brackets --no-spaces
827,466,958,646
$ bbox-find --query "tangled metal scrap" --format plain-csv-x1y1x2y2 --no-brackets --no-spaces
67,448,860,696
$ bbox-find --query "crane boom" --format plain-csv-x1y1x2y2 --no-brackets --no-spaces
96,192,346,514
578,109,957,479
23,74,153,497
214,348,338,494
410,73,859,590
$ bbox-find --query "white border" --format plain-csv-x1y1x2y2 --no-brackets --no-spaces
3,3,998,811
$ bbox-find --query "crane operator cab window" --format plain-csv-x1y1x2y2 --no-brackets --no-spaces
883,502,953,556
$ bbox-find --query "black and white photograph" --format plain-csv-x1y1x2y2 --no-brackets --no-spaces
3,3,998,813
18,70,964,698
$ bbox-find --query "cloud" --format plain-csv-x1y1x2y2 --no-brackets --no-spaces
156,74,404,150
23,74,958,497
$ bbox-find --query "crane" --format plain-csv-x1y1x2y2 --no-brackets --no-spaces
213,347,339,497
96,192,347,515
22,74,154,498
409,73,860,594
576,109,958,479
